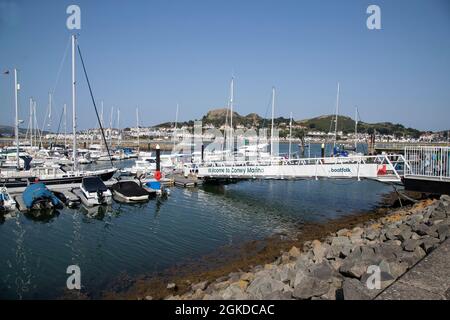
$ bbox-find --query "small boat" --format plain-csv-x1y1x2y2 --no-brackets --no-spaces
0,187,16,212
111,180,150,203
22,183,64,210
77,176,112,207
143,181,170,197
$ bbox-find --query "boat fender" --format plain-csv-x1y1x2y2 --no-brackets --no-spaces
154,171,162,181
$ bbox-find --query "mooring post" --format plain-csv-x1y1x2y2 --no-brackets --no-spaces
201,144,205,163
321,143,325,158
155,144,161,181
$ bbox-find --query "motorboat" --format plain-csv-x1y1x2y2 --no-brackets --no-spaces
110,180,150,203
0,164,117,188
143,180,170,197
22,182,64,210
77,176,112,207
0,187,16,212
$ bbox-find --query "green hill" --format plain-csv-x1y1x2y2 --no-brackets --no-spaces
154,108,423,138
299,115,421,138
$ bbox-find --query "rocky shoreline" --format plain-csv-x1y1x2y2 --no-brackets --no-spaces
163,195,450,300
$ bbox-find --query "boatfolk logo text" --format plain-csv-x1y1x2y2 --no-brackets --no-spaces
171,120,280,161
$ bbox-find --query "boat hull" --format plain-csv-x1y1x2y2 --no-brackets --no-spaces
0,169,117,188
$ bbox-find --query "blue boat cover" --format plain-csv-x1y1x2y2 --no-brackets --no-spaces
23,182,63,209
146,181,161,190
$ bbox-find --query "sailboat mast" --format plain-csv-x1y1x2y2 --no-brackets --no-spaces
64,104,67,148
72,34,77,171
136,107,140,152
289,112,292,159
271,86,275,156
48,92,52,133
173,103,179,146
33,101,37,148
29,98,33,148
109,106,113,147
354,106,358,150
14,68,20,169
117,108,120,147
229,77,234,152
333,82,340,148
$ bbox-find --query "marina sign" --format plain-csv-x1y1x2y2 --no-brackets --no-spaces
199,163,380,179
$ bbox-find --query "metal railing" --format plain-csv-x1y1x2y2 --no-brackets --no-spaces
404,146,450,180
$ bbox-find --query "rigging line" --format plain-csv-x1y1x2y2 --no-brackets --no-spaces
50,107,65,147
51,36,71,96
77,43,114,168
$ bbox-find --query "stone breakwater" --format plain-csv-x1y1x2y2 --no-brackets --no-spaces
165,195,450,300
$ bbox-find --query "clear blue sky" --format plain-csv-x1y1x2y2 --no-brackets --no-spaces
1,0,449,131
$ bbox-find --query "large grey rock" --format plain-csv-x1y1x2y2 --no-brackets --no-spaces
437,224,449,241
292,276,330,299
412,223,437,237
191,281,208,292
379,259,408,278
309,260,337,281
398,228,413,241
221,283,248,300
420,236,440,253
291,267,310,288
311,240,331,263
263,290,292,300
342,278,372,300
385,227,402,241
374,243,402,261
293,255,313,276
331,236,352,258
397,247,424,267
403,239,421,252
365,228,380,241
339,258,375,279
272,263,293,284
246,277,286,299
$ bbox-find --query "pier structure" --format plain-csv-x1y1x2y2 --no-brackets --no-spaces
193,154,406,183
192,146,450,194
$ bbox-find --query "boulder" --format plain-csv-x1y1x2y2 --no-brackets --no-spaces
312,240,331,263
402,239,421,252
378,259,408,278
272,263,292,284
398,228,413,241
336,228,350,237
374,243,402,261
364,228,380,241
264,290,293,300
339,259,374,279
437,224,449,241
221,282,248,300
167,283,177,290
191,289,205,300
385,227,402,241
288,246,301,258
191,281,208,292
412,223,437,237
246,276,285,299
294,254,313,271
292,276,330,300
240,272,255,282
342,278,372,300
420,236,440,253
309,260,336,281
291,267,310,288
330,236,352,258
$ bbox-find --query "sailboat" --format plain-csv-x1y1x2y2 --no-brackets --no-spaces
0,35,117,188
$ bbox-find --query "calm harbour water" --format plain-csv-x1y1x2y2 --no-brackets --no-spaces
0,143,394,299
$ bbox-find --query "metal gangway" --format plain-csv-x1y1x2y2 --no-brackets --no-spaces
190,154,408,183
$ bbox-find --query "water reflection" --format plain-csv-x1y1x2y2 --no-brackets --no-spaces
23,209,60,223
